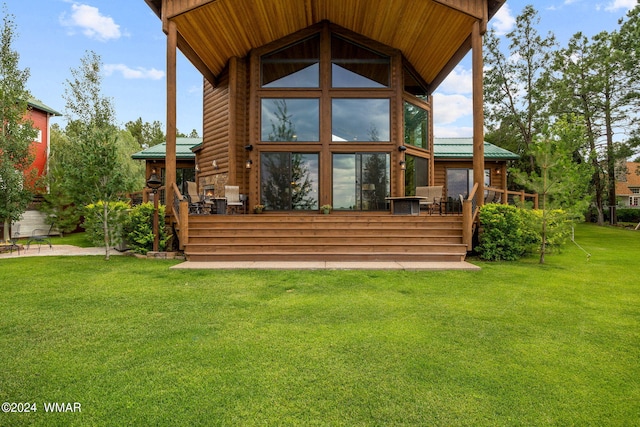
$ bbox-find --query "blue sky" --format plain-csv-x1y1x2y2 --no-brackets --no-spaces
6,0,638,138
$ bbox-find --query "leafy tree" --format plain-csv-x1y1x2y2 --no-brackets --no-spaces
0,6,37,241
484,5,556,173
125,117,164,148
549,27,640,224
56,51,138,259
511,117,592,263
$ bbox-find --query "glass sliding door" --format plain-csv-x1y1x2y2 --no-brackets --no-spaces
260,152,319,211
332,153,389,211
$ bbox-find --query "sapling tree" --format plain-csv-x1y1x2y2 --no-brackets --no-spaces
56,51,138,259
511,117,592,263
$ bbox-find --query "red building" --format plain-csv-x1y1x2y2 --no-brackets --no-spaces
25,98,61,189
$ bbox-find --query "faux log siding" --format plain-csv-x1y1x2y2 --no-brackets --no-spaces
200,72,230,179
231,57,250,194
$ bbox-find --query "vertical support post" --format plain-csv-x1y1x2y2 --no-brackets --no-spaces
462,199,473,250
152,191,159,252
472,20,485,209
166,20,177,215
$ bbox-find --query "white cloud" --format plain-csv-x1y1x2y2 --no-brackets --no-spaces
605,0,637,11
60,3,121,42
437,67,473,95
491,3,516,35
104,64,165,80
432,93,472,126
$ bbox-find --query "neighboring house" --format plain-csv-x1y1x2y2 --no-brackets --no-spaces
10,98,61,238
143,0,506,261
131,137,202,197
616,162,640,207
433,138,519,202
25,98,62,187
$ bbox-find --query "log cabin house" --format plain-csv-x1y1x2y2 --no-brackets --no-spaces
143,0,506,262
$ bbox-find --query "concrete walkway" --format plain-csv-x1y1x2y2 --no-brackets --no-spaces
0,245,123,258
171,260,480,271
0,245,479,270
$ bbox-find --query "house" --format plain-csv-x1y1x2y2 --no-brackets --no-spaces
133,136,520,205
616,162,640,207
10,98,61,238
143,0,506,261
24,98,62,188
131,137,202,197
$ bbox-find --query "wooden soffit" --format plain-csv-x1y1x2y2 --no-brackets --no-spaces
146,0,504,90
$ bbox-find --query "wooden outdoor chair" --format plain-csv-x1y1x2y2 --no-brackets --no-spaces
224,185,244,214
186,181,203,214
415,186,443,214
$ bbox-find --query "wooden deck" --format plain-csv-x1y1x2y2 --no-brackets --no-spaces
183,213,467,262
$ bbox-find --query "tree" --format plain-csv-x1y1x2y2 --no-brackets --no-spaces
0,7,37,241
56,51,138,259
549,27,640,224
511,117,592,264
125,117,164,148
484,5,556,173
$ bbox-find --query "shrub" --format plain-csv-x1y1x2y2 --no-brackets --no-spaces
123,202,169,254
616,208,640,223
83,201,130,248
477,204,538,261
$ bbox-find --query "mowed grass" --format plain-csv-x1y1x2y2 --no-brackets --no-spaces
0,223,638,426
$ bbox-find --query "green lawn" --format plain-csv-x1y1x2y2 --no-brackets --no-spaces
0,224,638,426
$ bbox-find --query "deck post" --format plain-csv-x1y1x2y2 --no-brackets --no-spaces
179,199,189,250
472,20,485,210
462,199,473,250
166,19,177,215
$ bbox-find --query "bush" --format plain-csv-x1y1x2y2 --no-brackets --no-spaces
616,208,640,223
123,202,169,254
83,201,130,248
476,204,538,261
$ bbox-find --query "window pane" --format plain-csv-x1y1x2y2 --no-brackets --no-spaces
332,99,390,142
404,101,428,149
261,99,319,141
404,155,428,196
261,36,320,88
260,152,319,211
332,153,389,211
447,169,469,199
261,152,291,210
404,66,428,96
291,153,319,210
332,35,389,88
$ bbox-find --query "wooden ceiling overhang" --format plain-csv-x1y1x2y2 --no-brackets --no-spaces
145,0,505,93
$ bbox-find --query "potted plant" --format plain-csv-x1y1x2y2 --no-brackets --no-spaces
253,204,265,214
320,204,332,214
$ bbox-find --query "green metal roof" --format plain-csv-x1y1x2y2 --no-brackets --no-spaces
27,98,62,116
131,137,517,161
131,137,203,160
433,137,519,160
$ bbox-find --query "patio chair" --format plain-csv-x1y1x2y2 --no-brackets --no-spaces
186,181,203,214
415,186,443,214
26,224,53,252
225,185,244,214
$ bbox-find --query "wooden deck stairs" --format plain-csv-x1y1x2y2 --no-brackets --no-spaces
183,214,467,262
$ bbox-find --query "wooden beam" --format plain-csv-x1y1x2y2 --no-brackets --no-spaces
472,20,484,209
166,19,178,215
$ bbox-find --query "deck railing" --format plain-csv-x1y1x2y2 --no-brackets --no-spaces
486,187,538,209
462,183,479,250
